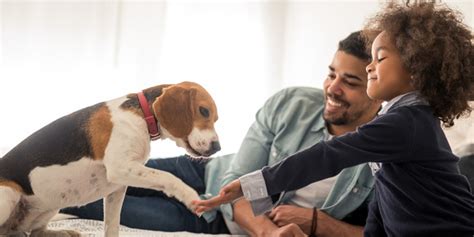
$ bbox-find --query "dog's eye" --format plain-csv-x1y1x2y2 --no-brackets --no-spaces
199,106,210,118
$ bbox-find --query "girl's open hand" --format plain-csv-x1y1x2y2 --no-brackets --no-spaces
192,179,243,214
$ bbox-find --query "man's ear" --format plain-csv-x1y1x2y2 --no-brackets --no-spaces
153,86,195,138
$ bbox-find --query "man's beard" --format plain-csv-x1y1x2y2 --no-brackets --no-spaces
323,111,350,125
324,108,366,126
324,93,351,125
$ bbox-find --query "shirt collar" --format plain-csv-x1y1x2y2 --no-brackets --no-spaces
378,91,429,115
311,110,327,132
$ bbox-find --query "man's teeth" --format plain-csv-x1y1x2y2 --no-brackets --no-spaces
328,98,343,107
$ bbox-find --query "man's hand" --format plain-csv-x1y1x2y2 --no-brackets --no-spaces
268,205,313,235
269,206,365,237
192,179,243,213
271,223,308,237
232,197,280,237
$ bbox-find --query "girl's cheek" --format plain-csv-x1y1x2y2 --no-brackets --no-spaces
366,81,378,99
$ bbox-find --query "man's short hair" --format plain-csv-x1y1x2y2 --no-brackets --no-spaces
338,31,371,61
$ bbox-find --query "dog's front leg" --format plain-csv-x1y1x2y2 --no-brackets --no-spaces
105,162,200,212
103,186,127,237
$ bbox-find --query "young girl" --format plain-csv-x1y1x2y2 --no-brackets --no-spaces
194,2,474,237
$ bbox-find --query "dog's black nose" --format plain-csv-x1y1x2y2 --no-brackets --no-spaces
210,141,221,154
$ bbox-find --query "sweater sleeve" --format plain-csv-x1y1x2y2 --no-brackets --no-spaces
261,108,415,197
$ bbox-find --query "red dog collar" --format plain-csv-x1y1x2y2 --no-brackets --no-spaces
138,91,161,141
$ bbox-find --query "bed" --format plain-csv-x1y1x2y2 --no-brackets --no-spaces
48,214,243,237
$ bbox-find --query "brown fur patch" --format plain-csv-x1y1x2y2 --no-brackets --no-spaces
153,81,218,139
193,89,218,131
180,82,218,131
0,180,24,194
154,86,194,139
86,105,113,160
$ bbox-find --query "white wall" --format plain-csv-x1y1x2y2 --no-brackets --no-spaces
281,0,473,89
0,1,278,157
0,0,472,158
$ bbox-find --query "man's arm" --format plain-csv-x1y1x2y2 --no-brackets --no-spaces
233,201,364,237
232,198,279,237
269,205,363,237
196,185,366,237
232,199,364,237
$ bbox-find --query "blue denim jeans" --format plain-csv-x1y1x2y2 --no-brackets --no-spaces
60,156,229,234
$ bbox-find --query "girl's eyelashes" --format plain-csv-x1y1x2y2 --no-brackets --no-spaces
377,56,387,62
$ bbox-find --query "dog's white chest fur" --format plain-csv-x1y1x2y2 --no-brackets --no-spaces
28,158,120,209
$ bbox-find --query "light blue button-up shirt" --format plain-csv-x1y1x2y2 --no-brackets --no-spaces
202,87,375,228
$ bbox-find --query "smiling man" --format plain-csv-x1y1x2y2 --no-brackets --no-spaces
219,31,382,236
62,31,382,236
324,51,381,134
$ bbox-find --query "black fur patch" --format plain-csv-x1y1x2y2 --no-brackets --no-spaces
120,85,168,110
0,103,105,195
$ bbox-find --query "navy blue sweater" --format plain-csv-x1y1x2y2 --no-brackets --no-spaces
261,105,474,236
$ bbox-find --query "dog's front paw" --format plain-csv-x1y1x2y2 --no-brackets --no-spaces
164,179,201,211
175,185,200,212
181,187,201,213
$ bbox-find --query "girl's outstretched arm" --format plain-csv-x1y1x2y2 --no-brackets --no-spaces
193,179,243,213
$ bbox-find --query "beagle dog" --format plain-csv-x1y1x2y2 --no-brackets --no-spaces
0,81,220,237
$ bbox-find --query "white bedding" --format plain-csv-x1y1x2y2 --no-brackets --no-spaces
47,219,242,237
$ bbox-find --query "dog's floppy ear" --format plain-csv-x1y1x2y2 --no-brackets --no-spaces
153,85,196,139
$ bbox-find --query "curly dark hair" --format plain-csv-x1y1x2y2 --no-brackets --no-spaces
363,1,473,127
